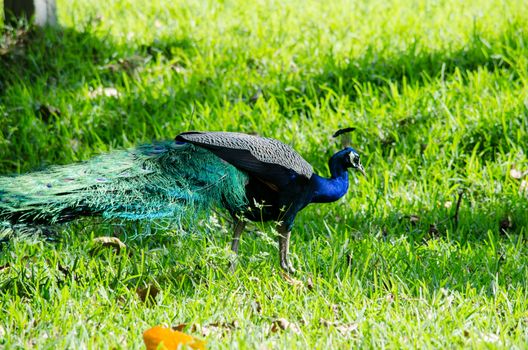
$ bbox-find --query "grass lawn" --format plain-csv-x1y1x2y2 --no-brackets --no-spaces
1,0,528,348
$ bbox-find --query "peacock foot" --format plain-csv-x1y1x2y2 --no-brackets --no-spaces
280,258,296,275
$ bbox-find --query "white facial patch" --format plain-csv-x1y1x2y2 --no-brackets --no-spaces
349,152,359,166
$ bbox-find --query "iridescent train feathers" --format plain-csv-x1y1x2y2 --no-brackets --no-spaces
0,142,248,226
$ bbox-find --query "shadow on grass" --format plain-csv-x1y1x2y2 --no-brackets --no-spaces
0,23,200,172
0,23,196,88
2,21,526,111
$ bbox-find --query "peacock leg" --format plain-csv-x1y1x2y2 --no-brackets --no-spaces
231,219,246,254
230,219,246,271
277,224,296,274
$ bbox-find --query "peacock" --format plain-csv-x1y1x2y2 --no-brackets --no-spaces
0,130,365,272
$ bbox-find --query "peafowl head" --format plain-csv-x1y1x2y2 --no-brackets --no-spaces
330,127,365,177
330,147,366,176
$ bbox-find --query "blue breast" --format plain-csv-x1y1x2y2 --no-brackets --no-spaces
310,173,349,203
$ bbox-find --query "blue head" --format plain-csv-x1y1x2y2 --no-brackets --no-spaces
329,147,366,177
310,147,365,203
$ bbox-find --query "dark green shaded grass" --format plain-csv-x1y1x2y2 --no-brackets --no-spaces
1,0,528,348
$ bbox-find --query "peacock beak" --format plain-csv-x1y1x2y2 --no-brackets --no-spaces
357,163,366,177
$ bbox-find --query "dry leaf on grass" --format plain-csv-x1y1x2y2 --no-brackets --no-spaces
270,318,301,334
306,276,314,290
428,224,439,237
409,215,420,225
499,216,513,233
279,271,303,288
172,321,239,337
0,28,31,56
319,318,358,336
400,214,420,226
36,104,61,123
331,304,340,319
88,87,121,99
335,323,359,336
90,236,126,254
143,326,205,350
319,318,334,327
172,324,187,332
520,180,528,195
251,300,262,315
280,271,315,290
481,333,500,343
510,168,523,179
193,321,239,337
137,285,160,304
386,293,395,303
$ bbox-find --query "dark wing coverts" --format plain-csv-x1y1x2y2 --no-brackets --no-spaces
176,132,313,188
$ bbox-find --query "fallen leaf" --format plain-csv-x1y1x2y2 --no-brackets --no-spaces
202,321,238,337
386,293,395,303
279,271,303,288
102,63,121,73
209,321,239,329
270,318,301,334
171,64,187,74
69,138,81,152
57,263,74,279
331,304,340,318
90,236,126,254
137,284,160,303
143,326,205,350
346,252,353,266
444,201,453,208
89,87,121,99
249,88,263,104
306,276,314,290
510,168,523,179
520,180,528,195
251,300,262,315
319,318,358,336
190,321,238,337
0,28,30,57
482,333,500,343
119,55,148,73
400,215,420,226
319,318,335,327
428,224,439,236
36,104,61,123
499,216,513,233
172,324,187,332
409,215,420,225
335,323,359,336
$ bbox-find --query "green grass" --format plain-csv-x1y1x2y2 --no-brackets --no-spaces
1,0,528,348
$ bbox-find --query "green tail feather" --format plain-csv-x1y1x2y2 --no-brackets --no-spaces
0,141,248,225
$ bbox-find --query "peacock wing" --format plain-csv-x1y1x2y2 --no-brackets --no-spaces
175,131,313,189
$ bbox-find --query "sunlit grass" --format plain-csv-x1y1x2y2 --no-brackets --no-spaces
1,0,528,348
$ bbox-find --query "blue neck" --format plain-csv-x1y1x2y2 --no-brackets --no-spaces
311,160,349,203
